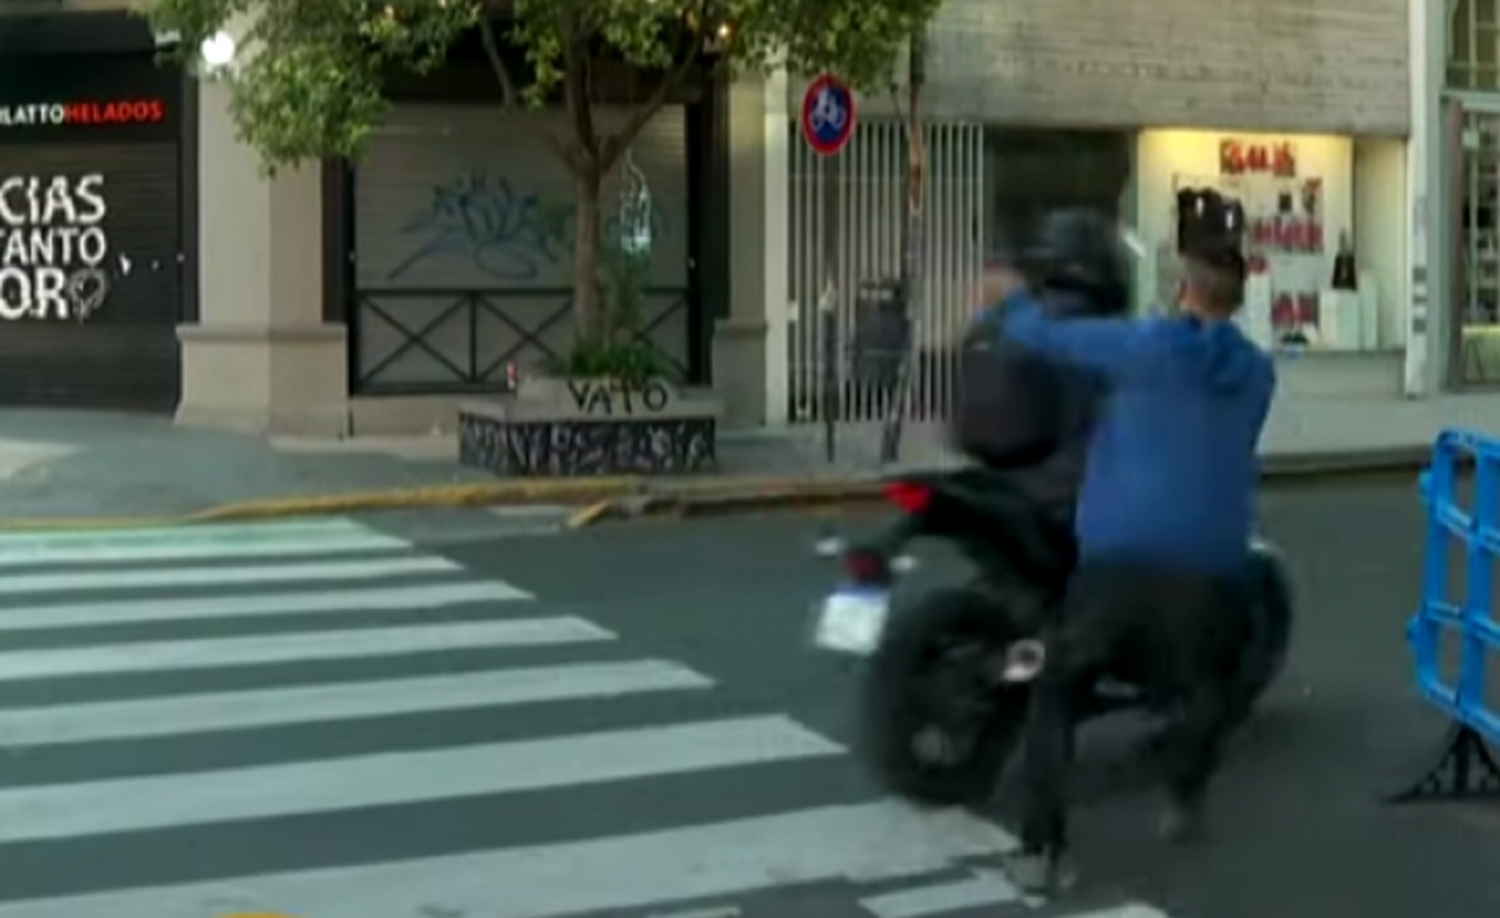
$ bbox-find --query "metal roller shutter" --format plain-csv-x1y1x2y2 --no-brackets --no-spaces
0,141,181,409
352,103,691,392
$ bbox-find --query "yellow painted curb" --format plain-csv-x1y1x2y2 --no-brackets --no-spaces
0,477,647,532
564,499,616,530
188,477,646,522
0,452,1420,533
0,515,187,532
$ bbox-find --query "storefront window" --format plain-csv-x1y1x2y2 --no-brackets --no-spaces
1456,107,1500,385
1448,0,1500,386
984,128,1131,267
1135,130,1397,354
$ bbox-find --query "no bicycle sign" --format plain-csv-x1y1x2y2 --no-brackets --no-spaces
801,74,855,156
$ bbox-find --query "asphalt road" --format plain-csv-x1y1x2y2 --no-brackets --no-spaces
430,477,1500,918
0,479,1491,918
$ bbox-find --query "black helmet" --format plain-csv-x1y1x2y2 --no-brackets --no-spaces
1176,187,1247,279
1033,208,1132,313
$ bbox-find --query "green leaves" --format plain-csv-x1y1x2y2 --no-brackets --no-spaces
145,0,482,171
736,0,944,87
143,0,943,174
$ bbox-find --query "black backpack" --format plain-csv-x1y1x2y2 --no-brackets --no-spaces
951,208,1127,466
950,305,1072,468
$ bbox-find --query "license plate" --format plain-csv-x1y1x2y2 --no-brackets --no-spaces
812,587,890,655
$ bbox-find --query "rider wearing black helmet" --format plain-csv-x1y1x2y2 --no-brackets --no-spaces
1030,207,1135,315
954,208,1131,548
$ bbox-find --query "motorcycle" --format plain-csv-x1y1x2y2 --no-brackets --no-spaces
809,467,1295,807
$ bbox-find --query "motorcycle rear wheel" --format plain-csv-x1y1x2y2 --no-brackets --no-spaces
858,586,1031,807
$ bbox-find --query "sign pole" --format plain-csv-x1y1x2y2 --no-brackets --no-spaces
822,143,845,463
819,281,838,463
801,74,856,464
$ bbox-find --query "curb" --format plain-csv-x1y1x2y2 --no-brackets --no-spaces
0,478,648,532
0,448,1434,533
569,449,1435,528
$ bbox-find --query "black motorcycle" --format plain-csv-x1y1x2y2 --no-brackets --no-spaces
810,467,1295,806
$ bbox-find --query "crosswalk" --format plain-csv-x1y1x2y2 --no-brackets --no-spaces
0,517,1168,918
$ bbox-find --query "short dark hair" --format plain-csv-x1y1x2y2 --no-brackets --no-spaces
1182,252,1245,315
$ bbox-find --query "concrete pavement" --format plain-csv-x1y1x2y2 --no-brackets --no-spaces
0,406,1474,524
431,477,1495,918
0,410,497,520
0,516,1021,918
0,476,1489,917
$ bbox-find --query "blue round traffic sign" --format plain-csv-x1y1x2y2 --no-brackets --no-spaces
802,74,855,156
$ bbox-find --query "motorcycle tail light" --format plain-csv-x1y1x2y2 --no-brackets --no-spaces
884,481,934,514
844,551,887,582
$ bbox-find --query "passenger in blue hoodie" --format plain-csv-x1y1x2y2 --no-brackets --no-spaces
990,203,1276,894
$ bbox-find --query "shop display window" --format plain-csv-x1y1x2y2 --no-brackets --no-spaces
1136,130,1384,354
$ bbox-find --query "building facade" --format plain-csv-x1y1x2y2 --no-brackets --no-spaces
0,1,1478,454
0,1,725,436
725,0,1432,439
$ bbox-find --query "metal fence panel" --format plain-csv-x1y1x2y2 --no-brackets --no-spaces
787,120,985,423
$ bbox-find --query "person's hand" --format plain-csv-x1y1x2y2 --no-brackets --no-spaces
981,264,1028,304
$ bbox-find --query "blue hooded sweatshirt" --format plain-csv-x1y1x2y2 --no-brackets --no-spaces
998,292,1276,575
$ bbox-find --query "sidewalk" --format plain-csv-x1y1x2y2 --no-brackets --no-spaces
0,411,493,521
0,397,1489,523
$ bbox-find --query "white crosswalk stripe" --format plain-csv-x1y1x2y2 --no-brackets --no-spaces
0,518,1169,918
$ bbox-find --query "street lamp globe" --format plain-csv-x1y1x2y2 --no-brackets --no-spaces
200,31,237,69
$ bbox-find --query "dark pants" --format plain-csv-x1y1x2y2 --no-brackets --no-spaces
1017,558,1254,855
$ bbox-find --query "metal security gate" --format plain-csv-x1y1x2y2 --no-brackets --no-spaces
787,120,984,423
0,54,184,410
351,103,692,394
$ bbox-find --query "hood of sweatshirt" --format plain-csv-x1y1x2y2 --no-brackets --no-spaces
1159,314,1263,393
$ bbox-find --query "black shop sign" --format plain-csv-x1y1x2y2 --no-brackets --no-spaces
0,173,120,322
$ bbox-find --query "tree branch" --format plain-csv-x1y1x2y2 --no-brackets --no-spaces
562,20,599,160
477,12,520,108
477,11,577,170
600,35,700,170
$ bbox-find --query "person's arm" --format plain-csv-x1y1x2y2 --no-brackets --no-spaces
1252,359,1277,437
1248,360,1277,499
998,290,1144,381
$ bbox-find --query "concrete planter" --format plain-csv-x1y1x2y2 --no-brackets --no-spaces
458,376,721,477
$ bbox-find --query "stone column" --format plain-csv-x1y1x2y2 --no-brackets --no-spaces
712,70,790,427
1404,0,1447,397
174,79,349,435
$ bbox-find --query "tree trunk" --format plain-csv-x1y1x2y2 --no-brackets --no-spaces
572,165,604,343
881,28,928,464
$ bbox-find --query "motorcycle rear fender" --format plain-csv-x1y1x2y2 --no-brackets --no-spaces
876,483,1061,588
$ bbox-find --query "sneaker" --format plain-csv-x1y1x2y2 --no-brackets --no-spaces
1003,848,1078,897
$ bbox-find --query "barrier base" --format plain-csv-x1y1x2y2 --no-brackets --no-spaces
1387,723,1500,803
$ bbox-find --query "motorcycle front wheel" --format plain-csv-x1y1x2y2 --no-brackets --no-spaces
857,586,1031,807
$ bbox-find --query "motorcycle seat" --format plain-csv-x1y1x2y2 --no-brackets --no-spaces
905,467,1077,579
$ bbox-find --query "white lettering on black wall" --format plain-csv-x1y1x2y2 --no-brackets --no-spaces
0,105,65,128
0,174,117,321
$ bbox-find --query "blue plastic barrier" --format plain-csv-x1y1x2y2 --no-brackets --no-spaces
1397,429,1500,802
